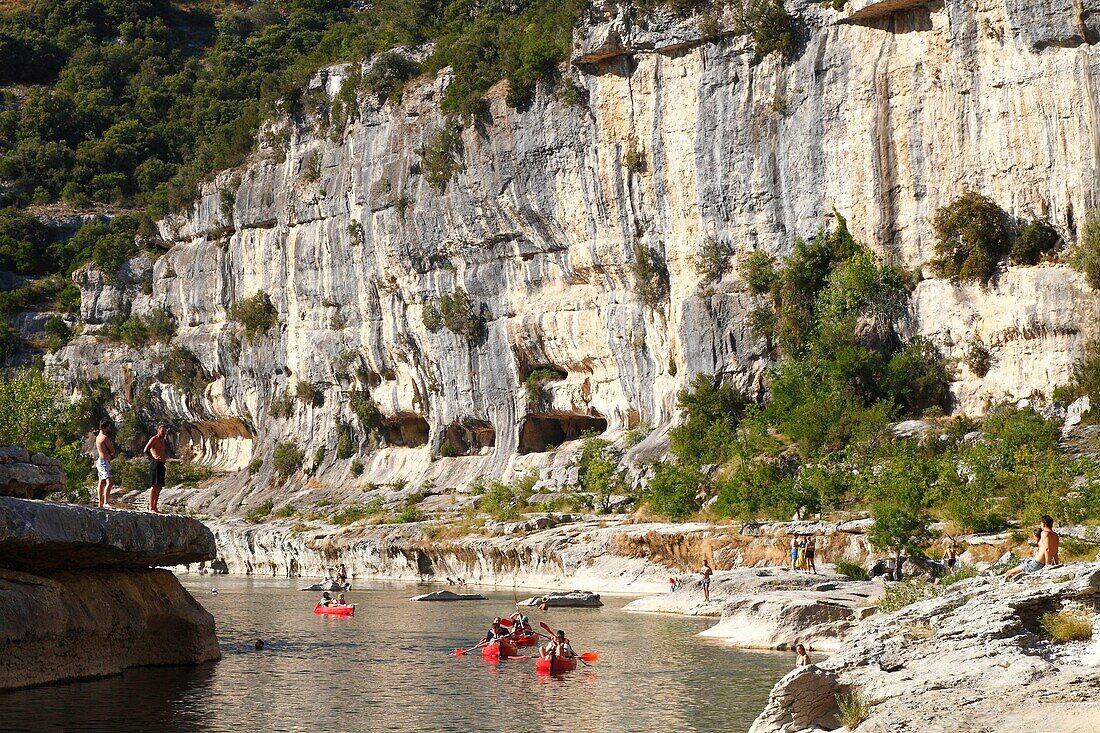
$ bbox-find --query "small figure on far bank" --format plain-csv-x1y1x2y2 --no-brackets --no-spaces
254,639,264,650
336,564,348,586
669,576,678,593
797,536,808,572
143,424,168,513
794,643,811,667
941,541,959,570
700,560,713,602
805,536,817,575
95,420,116,509
789,537,798,571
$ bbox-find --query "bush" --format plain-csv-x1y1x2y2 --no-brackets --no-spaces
878,580,938,613
336,422,356,459
934,192,1011,283
420,127,461,192
273,442,304,478
439,288,483,338
0,369,66,454
835,560,870,581
729,0,795,58
332,501,383,525
939,565,977,586
422,303,443,332
477,479,521,521
525,366,567,406
669,374,748,465
362,51,420,104
1040,609,1094,643
245,500,275,524
296,381,322,406
247,458,263,475
631,242,669,307
349,390,382,432
835,689,871,729
646,463,701,520
1072,210,1100,289
575,434,625,512
965,337,991,377
349,458,364,476
740,250,777,295
230,291,278,341
44,316,71,350
624,421,652,447
692,237,735,283
1011,219,1060,265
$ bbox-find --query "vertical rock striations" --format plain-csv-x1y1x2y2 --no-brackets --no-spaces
53,0,1100,497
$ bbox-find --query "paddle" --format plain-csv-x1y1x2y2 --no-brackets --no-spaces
450,640,487,656
538,621,598,665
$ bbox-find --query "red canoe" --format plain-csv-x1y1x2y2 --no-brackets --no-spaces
536,654,578,674
512,632,538,648
481,639,519,660
314,602,355,616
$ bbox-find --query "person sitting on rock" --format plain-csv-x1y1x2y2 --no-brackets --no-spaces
794,643,812,667
319,591,335,607
1004,515,1060,581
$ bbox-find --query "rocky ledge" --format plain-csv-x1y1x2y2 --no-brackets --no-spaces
625,567,880,652
0,497,221,691
749,563,1100,733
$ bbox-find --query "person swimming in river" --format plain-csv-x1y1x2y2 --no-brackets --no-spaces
794,643,811,667
540,630,576,661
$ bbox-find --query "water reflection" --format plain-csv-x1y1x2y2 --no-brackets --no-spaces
0,576,789,733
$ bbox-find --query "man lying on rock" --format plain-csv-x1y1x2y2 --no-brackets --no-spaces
1004,515,1060,581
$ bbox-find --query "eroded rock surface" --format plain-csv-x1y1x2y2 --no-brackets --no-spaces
0,447,65,500
0,497,217,570
519,590,603,608
49,0,1100,506
0,568,220,691
750,563,1100,733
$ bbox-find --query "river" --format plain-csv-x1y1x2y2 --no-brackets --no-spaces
0,576,790,732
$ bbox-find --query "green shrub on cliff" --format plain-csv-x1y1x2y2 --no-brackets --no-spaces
230,291,278,341
273,442,304,478
933,192,1011,284
439,288,483,338
1071,210,1100,289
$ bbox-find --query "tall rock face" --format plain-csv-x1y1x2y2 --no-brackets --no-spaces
55,0,1100,503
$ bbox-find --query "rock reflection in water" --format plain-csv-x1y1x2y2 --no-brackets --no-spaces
0,576,790,733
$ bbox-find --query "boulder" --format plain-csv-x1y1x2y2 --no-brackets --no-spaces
750,563,1100,732
0,567,220,691
0,447,65,500
299,580,350,591
409,590,486,601
0,497,217,570
697,589,874,651
518,590,603,608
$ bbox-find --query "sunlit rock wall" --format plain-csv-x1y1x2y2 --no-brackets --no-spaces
54,0,1100,507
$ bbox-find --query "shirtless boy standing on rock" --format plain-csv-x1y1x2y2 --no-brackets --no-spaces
95,420,115,509
143,425,169,513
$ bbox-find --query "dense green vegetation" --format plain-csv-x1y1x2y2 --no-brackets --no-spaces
643,214,1099,543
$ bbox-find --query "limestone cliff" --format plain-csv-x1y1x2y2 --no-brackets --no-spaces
53,0,1100,505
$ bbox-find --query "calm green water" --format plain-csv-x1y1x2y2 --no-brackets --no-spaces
0,576,790,732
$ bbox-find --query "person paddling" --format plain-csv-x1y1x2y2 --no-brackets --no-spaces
485,618,508,644
540,629,576,661
319,591,334,607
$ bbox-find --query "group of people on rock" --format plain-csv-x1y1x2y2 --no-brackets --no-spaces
789,535,818,574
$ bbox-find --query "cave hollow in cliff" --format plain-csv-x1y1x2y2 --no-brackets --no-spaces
441,419,496,457
518,413,607,454
380,413,430,447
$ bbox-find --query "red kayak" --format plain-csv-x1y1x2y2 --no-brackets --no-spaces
314,602,355,616
512,632,538,648
536,654,578,674
481,639,520,660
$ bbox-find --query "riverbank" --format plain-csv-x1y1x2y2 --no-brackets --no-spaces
749,561,1100,733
